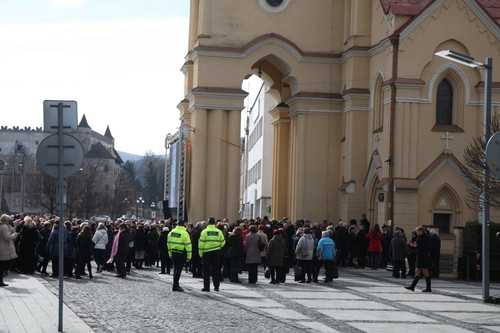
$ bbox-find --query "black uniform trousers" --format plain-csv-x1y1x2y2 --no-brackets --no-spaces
172,251,185,289
202,250,220,290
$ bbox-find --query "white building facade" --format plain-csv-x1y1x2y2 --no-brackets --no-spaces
241,78,274,219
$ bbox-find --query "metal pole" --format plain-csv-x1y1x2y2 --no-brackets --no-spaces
482,58,492,302
57,103,65,332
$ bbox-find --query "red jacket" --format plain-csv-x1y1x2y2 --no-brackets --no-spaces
365,230,382,252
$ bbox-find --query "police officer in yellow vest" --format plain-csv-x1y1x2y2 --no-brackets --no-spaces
199,217,225,292
167,220,192,292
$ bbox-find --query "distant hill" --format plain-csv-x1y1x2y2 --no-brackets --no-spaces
117,151,143,162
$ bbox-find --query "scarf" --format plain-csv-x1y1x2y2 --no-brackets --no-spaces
107,229,122,263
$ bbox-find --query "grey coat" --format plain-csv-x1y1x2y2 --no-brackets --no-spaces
244,232,262,264
390,235,408,261
0,224,18,261
295,234,314,260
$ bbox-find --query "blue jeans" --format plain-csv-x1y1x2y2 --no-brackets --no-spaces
370,252,380,268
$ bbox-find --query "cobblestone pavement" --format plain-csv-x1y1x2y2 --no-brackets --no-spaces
5,263,500,333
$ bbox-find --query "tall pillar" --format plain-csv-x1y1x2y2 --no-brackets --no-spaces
270,106,290,220
189,108,207,222
206,109,227,219
226,110,241,222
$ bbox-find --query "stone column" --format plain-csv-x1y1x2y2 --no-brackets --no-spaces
205,109,227,219
270,106,290,220
226,110,241,222
189,108,207,222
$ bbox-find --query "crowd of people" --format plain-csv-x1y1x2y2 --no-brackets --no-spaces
0,211,440,293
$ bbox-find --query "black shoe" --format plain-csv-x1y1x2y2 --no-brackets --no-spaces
201,288,210,292
159,272,166,275
312,279,319,283
114,275,126,278
214,287,219,292
75,276,83,279
0,283,8,287
298,280,305,283
172,287,184,292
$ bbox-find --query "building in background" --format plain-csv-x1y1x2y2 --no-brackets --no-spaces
240,78,274,219
0,115,122,216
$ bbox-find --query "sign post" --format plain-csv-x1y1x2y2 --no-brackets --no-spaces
38,100,82,332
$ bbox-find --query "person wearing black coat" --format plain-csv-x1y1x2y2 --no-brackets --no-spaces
65,226,79,277
405,226,432,292
355,225,369,269
134,225,148,268
147,225,160,268
191,222,205,278
114,223,131,278
158,227,170,274
18,218,39,274
75,226,94,279
335,223,348,267
226,227,243,283
37,222,52,275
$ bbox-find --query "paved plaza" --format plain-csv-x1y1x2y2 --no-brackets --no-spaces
1,265,500,333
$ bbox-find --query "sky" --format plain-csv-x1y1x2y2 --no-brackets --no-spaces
0,0,190,156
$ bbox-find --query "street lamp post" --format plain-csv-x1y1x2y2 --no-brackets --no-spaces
151,202,156,219
435,50,492,302
136,197,144,219
15,141,26,213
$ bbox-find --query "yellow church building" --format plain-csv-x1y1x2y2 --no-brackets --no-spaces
175,0,500,272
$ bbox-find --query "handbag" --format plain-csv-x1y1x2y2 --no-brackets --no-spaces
258,235,265,252
294,265,302,281
264,268,270,279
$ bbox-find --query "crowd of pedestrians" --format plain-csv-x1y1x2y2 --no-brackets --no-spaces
0,211,440,294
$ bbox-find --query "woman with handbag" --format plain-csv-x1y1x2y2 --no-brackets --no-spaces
405,226,432,292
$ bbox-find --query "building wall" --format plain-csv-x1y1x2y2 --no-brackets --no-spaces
181,0,500,243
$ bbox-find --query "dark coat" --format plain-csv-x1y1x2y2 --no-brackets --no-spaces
134,228,148,251
76,236,93,261
46,228,69,257
429,234,441,261
226,234,243,259
267,234,287,267
66,230,78,258
416,232,430,268
104,229,115,256
117,230,131,255
37,229,51,257
19,226,38,259
356,228,369,252
158,231,168,258
390,236,408,261
148,230,159,256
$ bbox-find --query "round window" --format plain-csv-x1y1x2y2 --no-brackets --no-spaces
266,0,283,6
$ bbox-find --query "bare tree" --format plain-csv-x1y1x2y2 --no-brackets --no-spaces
462,113,500,210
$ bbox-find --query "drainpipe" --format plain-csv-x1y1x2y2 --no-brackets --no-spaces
388,35,399,230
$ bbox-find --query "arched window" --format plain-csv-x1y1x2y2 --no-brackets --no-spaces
436,79,453,125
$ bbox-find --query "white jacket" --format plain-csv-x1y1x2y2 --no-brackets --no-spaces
92,228,108,250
